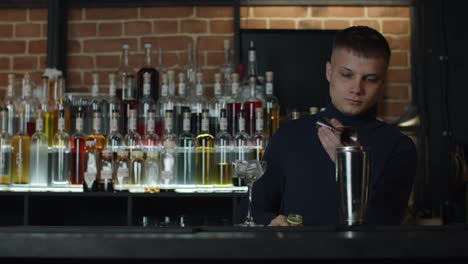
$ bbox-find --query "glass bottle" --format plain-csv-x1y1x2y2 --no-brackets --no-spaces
54,77,71,134
39,75,56,147
70,107,87,186
83,140,98,192
103,73,122,136
106,110,124,156
124,109,142,154
121,74,137,137
175,72,189,137
0,108,12,186
137,43,160,103
243,76,264,136
252,108,266,161
195,109,215,186
3,73,18,135
190,72,208,136
221,39,234,85
155,72,169,138
19,73,36,137
51,110,70,186
86,110,106,190
29,110,48,187
11,109,30,186
215,109,233,187
209,72,225,136
246,41,261,85
160,110,177,190
142,110,160,191
233,109,252,186
185,43,198,97
98,149,114,192
264,71,280,140
227,73,242,137
160,70,177,138
176,109,195,186
157,47,167,75
129,150,144,192
114,149,129,191
86,73,103,135
88,110,106,155
137,72,156,136
117,44,134,100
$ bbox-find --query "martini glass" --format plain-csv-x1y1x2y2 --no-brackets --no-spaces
233,159,267,227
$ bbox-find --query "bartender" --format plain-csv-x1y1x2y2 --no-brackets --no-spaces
251,26,417,226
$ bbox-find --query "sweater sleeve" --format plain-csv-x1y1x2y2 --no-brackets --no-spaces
366,134,417,225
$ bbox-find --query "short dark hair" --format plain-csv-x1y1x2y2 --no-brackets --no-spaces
332,26,391,66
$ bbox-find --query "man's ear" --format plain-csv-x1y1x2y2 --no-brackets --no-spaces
326,61,331,82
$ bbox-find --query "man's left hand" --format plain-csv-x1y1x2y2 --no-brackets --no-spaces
317,118,344,162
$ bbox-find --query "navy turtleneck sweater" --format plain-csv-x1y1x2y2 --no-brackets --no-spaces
251,103,417,225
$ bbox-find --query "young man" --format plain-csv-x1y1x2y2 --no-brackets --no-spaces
251,26,417,226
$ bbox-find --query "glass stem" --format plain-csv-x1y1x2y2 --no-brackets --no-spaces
247,182,253,222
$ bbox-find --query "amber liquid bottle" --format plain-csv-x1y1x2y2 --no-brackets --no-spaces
11,111,30,185
70,109,87,185
195,110,215,186
137,43,160,103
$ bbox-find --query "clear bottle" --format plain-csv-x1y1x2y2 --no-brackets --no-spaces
117,44,135,100
159,70,177,138
227,73,242,137
83,140,98,192
137,72,156,136
121,74,137,137
209,73,226,136
246,41,261,85
124,109,142,153
98,149,114,192
0,108,12,186
157,47,167,75
264,71,280,140
19,73,37,137
29,110,48,187
86,110,106,187
155,72,169,137
215,109,233,187
142,110,160,190
106,110,124,156
233,109,252,186
221,39,234,85
137,43,160,103
86,73,103,135
3,73,18,135
243,76,264,136
114,149,130,191
39,75,56,147
176,109,195,186
70,107,87,186
190,72,208,136
11,109,30,186
129,150,144,192
160,110,177,190
51,110,70,186
102,73,122,136
175,72,189,137
184,43,198,97
252,108,266,161
54,77,71,134
195,109,215,186
88,110,106,155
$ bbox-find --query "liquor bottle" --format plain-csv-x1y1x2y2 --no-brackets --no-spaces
3,73,18,135
97,148,114,192
160,110,177,190
176,109,195,186
157,47,167,75
137,72,156,136
185,43,198,97
103,73,122,136
246,41,261,85
19,73,37,137
39,75,56,147
86,110,106,188
129,150,144,191
70,107,87,186
0,108,12,186
86,73,103,135
195,109,215,186
51,110,70,186
175,72,189,137
155,72,169,137
264,71,280,139
221,39,234,85
243,76,264,136
117,44,134,100
11,109,30,186
106,110,123,155
190,72,208,136
233,110,252,186
83,140,98,192
124,109,142,154
121,74,137,137
215,109,233,186
114,149,129,191
29,110,48,187
137,43,160,103
209,73,226,136
160,70,177,138
54,77,71,134
88,110,106,154
227,73,242,137
142,110,160,190
252,108,266,161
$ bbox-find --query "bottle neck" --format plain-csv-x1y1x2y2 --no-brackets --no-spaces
247,49,257,78
145,47,152,67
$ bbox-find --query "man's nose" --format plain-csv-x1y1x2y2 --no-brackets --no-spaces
350,79,364,95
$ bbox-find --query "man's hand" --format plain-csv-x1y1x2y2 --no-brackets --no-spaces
317,118,344,162
268,214,289,226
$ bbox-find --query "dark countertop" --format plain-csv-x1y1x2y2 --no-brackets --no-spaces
1,225,468,261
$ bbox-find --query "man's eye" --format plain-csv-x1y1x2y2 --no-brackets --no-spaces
366,76,379,82
341,73,352,78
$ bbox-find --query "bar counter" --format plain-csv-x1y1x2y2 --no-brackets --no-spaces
1,225,468,262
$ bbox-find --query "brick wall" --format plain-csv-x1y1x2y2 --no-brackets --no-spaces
0,5,411,121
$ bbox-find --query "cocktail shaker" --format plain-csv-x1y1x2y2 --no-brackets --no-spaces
336,146,369,226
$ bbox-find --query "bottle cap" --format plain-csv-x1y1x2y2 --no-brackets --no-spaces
144,43,152,49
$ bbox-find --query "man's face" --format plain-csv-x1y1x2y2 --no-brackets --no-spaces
326,48,387,116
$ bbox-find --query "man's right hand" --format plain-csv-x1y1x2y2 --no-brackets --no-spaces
268,214,289,226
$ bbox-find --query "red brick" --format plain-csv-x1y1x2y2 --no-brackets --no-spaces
253,7,307,17
68,40,81,54
83,71,113,87
153,21,178,34
240,7,250,18
96,55,120,69
83,39,138,53
0,25,13,38
196,7,232,18
29,40,47,54
387,69,411,83
389,51,409,67
13,57,38,71
181,20,208,33
383,84,410,100
178,49,203,66
298,20,322,29
98,23,122,36
141,7,193,18
206,52,225,66
15,23,41,38
387,36,410,50
352,20,380,31
67,71,82,88
30,8,48,21
0,9,26,21
69,9,83,21
210,20,233,34
39,56,47,69
312,7,364,17
198,36,232,51
141,36,193,51
378,101,410,118
270,20,295,29
0,58,10,70
0,41,26,53
323,20,351,30
68,23,97,38
382,20,409,34
124,21,151,36
240,19,267,29
160,52,178,68
85,8,138,20
367,7,410,18
42,23,47,37
129,53,145,70
68,55,94,69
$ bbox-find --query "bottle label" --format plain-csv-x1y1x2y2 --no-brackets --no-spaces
58,118,65,131
92,84,99,96
147,118,155,133
7,85,13,97
23,84,31,97
220,117,227,131
232,83,239,95
239,117,245,131
76,118,83,131
249,50,255,62
111,118,118,132
196,84,203,96
84,172,96,188
129,117,136,131
109,84,116,97
161,84,168,96
36,117,43,131
143,83,151,96
165,117,173,132
214,83,222,96
93,117,101,131
183,117,190,132
266,83,273,95
178,83,186,96
202,117,209,132
256,117,263,132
